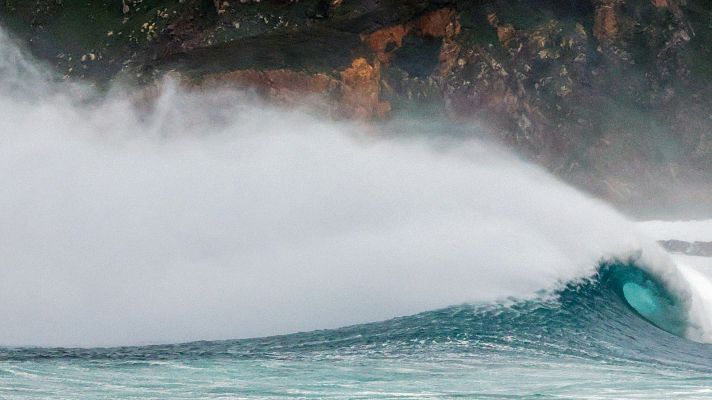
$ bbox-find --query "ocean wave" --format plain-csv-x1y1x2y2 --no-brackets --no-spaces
0,26,710,348
2,260,710,369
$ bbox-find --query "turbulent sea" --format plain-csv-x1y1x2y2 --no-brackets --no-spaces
1,27,712,399
2,261,712,399
3,260,712,398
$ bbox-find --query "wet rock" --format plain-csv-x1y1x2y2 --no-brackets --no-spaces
593,0,621,42
659,240,712,257
651,0,669,8
2,0,712,216
339,58,391,120
196,57,391,120
202,69,339,108
362,8,460,65
363,24,409,64
496,24,515,46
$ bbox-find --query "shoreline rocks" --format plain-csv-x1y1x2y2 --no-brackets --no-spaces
659,240,712,257
1,0,711,217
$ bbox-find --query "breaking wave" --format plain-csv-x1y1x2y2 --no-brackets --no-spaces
0,27,710,348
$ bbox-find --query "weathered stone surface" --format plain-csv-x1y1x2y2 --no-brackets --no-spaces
651,0,670,8
659,240,712,257
339,58,391,120
362,8,460,65
496,24,516,46
593,0,621,42
2,0,712,216
202,69,340,109
363,24,409,63
197,57,390,120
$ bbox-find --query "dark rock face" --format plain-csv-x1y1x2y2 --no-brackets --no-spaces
1,0,711,216
659,240,712,257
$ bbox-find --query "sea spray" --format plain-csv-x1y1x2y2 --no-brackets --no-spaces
0,27,708,347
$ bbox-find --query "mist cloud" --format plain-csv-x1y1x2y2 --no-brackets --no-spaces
0,28,705,347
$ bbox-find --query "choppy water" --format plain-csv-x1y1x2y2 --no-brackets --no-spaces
2,262,712,399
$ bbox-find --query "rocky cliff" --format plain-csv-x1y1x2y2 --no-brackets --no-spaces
659,239,712,256
2,0,711,217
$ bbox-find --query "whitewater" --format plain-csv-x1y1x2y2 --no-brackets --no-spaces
1,26,711,399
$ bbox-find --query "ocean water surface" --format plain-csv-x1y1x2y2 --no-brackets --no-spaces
3,261,712,399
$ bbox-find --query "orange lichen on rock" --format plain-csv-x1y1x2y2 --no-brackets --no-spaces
203,69,338,106
197,61,393,120
362,24,409,63
339,58,391,120
593,1,620,41
497,24,516,45
414,8,460,38
362,8,460,65
438,38,461,78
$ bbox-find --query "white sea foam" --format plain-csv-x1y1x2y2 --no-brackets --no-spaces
0,28,709,347
676,262,712,342
637,220,712,242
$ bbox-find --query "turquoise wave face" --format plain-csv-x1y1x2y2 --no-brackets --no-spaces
1,261,711,398
617,268,688,338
